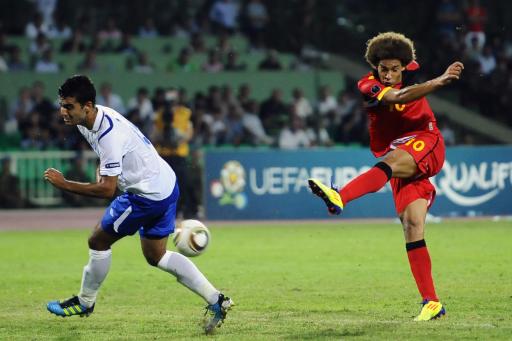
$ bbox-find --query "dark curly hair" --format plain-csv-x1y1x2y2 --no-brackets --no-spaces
58,75,96,105
364,32,416,68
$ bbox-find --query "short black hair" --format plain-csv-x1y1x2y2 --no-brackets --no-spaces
365,32,416,68
58,75,96,105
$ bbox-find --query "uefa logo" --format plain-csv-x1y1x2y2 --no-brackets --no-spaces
210,160,248,209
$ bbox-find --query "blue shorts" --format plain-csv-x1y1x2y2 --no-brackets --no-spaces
101,184,180,239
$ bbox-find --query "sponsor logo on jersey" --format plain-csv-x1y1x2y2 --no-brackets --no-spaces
105,162,120,169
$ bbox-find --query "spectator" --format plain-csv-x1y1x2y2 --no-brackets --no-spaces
215,33,233,58
151,87,167,113
131,52,155,74
89,32,107,52
31,81,56,125
338,106,367,145
169,16,197,39
20,113,45,149
463,35,483,63
7,46,28,72
127,87,154,135
97,82,126,115
28,33,51,63
224,50,246,71
259,88,287,134
47,15,72,39
98,17,122,51
189,32,207,53
202,49,224,72
154,91,194,217
34,0,58,28
220,84,239,108
34,49,60,73
62,155,93,207
190,106,212,147
237,83,252,108
184,149,203,218
478,45,496,75
464,0,488,51
209,0,239,35
435,0,462,43
258,49,282,70
224,104,245,145
241,100,272,145
25,13,49,39
77,49,99,72
167,47,199,72
438,118,456,146
0,157,25,208
8,87,34,134
60,29,87,53
335,90,359,126
306,117,333,147
209,106,228,145
115,33,138,54
243,0,268,50
99,16,122,41
278,115,311,149
292,87,313,119
138,18,159,38
316,85,337,116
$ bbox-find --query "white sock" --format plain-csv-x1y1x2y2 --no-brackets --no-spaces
78,249,112,307
157,251,220,304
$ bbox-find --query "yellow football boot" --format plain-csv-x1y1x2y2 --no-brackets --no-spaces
414,300,445,321
308,178,344,215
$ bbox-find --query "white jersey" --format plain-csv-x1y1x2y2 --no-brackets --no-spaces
77,105,176,201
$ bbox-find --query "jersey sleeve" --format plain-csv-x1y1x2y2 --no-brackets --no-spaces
357,74,392,102
98,132,124,177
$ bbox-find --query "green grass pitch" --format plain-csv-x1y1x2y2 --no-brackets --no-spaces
0,220,511,340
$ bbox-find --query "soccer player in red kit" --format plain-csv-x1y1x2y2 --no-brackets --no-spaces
308,32,464,321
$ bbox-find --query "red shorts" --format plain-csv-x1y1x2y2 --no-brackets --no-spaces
389,131,445,214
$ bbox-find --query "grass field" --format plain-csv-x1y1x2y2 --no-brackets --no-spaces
0,220,511,340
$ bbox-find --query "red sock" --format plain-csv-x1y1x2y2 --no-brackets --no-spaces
339,162,392,204
406,240,438,301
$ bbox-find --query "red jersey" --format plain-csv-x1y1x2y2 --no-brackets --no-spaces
357,62,439,157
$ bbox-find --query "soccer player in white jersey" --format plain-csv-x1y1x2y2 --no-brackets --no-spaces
44,75,233,334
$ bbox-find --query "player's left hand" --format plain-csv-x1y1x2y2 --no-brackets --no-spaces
438,61,464,86
44,168,67,189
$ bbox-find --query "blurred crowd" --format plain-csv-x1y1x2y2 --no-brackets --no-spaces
428,0,512,128
338,0,512,130
5,80,368,151
0,0,308,74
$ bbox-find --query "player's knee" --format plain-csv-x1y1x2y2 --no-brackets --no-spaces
88,235,110,251
144,254,161,267
402,216,424,234
143,249,166,267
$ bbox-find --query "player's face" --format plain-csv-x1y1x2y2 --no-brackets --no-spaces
59,97,90,126
377,59,405,86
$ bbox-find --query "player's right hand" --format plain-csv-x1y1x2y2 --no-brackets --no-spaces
44,168,67,189
437,61,464,86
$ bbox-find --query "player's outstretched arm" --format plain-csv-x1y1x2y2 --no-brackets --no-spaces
381,61,464,104
44,168,117,198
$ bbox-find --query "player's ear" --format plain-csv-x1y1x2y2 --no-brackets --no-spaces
84,101,95,112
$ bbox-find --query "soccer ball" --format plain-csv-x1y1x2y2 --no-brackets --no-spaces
172,219,211,257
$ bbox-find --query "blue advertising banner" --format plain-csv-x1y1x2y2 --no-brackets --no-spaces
204,146,512,220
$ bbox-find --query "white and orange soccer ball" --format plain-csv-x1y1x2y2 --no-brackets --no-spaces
173,219,211,257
